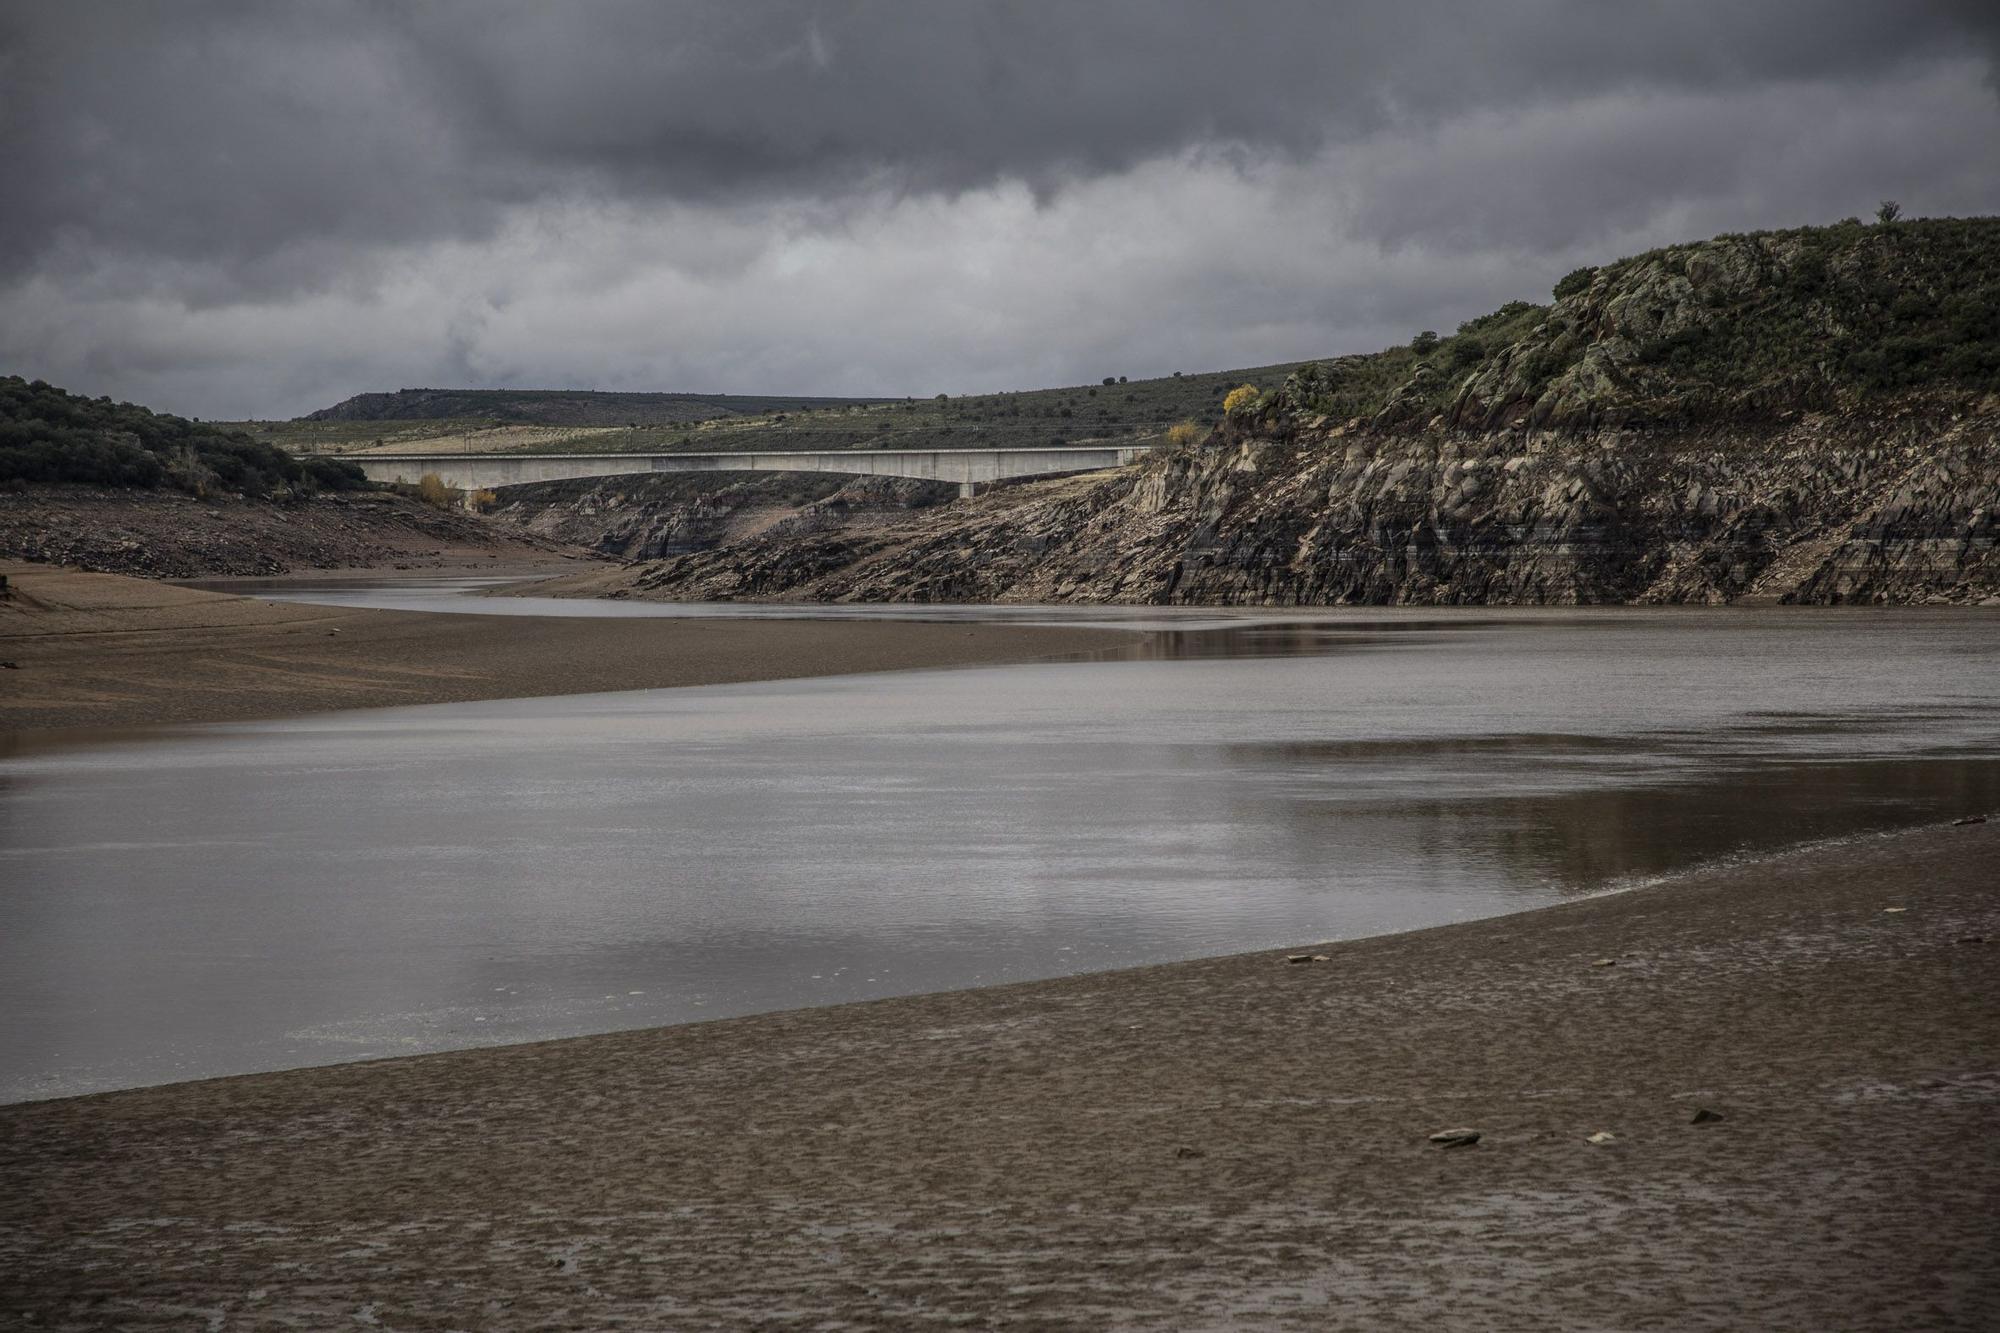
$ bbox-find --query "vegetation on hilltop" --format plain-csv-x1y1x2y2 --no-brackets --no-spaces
222,214,2000,469
304,387,889,426
0,376,366,497
1272,215,2000,432
237,360,1330,459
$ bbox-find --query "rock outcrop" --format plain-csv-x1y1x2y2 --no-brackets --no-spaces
601,406,1997,606
486,472,955,562
578,218,2000,608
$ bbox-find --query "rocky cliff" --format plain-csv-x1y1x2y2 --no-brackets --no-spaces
585,408,1991,606
544,218,2000,607
487,472,955,562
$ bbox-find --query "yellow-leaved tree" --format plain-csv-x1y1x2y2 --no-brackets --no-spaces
1163,419,1204,449
1221,384,1260,415
415,473,462,509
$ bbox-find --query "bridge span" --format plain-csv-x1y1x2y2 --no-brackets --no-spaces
351,444,1150,498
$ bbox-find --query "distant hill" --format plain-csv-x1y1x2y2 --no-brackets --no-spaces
241,360,1329,459
0,376,366,498
304,387,888,426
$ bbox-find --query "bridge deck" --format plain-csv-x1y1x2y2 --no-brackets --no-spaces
351,445,1148,495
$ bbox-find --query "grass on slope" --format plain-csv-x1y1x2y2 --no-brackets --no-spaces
232,360,1334,457
298,387,890,426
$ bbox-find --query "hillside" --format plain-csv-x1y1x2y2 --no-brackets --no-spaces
236,218,2000,469
1368,215,2000,430
0,485,573,578
0,376,366,498
543,216,2000,606
232,359,1325,459
300,386,887,426
0,378,568,576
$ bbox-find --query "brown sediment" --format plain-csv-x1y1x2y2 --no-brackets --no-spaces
0,562,1133,734
1,823,1994,1328
0,483,580,580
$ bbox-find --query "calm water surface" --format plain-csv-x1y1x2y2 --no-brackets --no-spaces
3,585,1995,1101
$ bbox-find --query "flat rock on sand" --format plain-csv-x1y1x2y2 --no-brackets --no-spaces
2,823,1995,1329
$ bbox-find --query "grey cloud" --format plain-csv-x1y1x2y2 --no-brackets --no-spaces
1340,62,2000,255
3,1,1999,418
5,0,1995,280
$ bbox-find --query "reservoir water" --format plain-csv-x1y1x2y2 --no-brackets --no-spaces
3,586,1996,1101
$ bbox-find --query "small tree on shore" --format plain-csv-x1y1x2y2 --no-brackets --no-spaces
1877,200,1902,224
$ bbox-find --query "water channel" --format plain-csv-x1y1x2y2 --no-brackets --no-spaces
3,582,1995,1101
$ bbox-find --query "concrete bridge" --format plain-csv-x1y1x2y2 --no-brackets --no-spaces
351,444,1150,498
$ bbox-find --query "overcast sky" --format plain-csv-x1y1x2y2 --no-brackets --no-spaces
4,1,1998,419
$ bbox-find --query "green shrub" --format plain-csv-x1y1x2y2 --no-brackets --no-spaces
0,376,367,497
1553,266,1597,300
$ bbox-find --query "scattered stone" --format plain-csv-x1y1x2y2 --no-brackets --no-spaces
1954,935,1988,945
1312,954,1330,963
1689,1107,1725,1125
0,661,17,669
1586,1131,1618,1146
1175,1146,1206,1160
1285,954,1314,965
1591,958,1616,967
1881,906,1907,914
1428,1128,1481,1148
1953,815,1988,826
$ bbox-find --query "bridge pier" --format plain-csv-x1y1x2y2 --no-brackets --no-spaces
959,481,979,499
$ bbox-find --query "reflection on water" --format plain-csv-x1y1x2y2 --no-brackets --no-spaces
2,591,1996,1101
1380,754,2000,891
181,573,1542,640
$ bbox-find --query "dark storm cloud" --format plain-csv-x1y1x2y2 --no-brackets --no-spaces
5,0,1994,280
2,1,1998,417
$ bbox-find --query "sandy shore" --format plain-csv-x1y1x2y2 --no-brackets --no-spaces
0,562,1132,735
2,822,1994,1328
